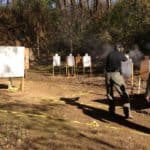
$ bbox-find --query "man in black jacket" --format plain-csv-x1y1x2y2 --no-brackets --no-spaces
105,44,133,119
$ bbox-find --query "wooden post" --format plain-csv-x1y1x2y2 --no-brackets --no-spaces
20,77,24,91
90,66,92,77
24,48,30,78
24,69,28,78
138,76,141,94
8,77,13,89
131,63,134,94
131,63,134,87
66,65,68,76
83,67,85,75
74,66,76,76
53,66,54,76
59,66,61,75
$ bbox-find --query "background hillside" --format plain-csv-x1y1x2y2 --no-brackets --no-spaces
0,0,149,64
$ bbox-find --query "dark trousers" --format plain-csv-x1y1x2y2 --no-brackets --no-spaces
105,72,131,117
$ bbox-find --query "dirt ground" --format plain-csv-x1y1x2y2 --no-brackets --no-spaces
0,67,149,150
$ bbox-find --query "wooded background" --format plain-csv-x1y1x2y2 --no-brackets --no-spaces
0,0,149,63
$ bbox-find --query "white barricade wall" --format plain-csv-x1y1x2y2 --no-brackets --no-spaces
0,46,24,77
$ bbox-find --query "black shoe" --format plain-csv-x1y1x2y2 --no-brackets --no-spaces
124,114,133,119
123,107,130,118
109,111,116,118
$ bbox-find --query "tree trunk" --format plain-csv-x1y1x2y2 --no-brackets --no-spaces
70,39,73,53
36,22,40,58
106,0,112,9
79,0,83,8
57,0,65,10
93,0,98,11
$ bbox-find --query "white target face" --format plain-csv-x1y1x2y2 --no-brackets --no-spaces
67,54,75,66
121,60,133,78
83,55,91,67
53,54,61,66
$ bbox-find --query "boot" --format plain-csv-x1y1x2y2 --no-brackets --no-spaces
108,100,115,115
123,106,133,119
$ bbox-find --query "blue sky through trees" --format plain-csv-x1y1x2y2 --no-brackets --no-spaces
0,0,12,5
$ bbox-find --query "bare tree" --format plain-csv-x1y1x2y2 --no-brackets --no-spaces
106,0,111,9
57,0,65,10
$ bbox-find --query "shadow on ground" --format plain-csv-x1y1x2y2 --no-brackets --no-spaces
93,93,150,110
60,97,150,134
0,84,8,89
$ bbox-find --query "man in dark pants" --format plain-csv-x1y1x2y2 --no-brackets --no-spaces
105,44,133,119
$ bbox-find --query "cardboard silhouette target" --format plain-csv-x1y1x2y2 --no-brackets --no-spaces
52,53,61,76
138,56,150,93
24,48,30,77
121,59,134,92
75,54,82,75
121,59,133,78
82,53,92,75
66,54,75,76
140,56,150,80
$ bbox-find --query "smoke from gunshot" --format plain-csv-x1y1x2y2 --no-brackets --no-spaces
92,43,144,64
91,43,114,61
85,37,144,69
129,45,144,67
